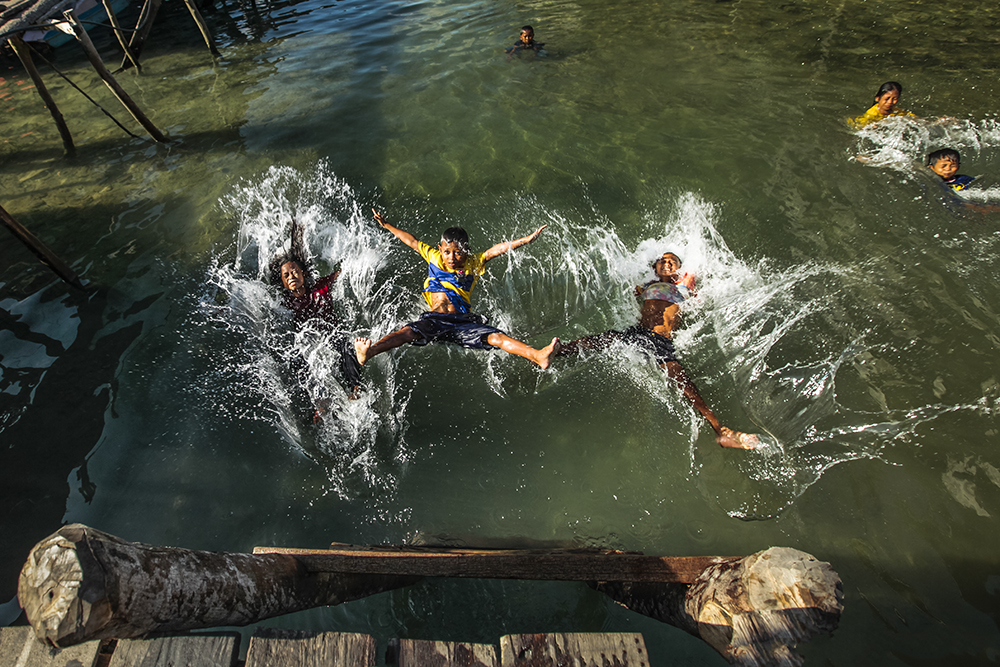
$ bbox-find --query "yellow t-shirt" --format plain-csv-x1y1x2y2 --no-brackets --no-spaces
418,242,486,312
850,103,915,129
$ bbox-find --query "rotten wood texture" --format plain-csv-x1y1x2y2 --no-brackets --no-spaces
499,633,648,667
7,35,74,154
393,638,498,667
117,0,161,72
98,0,139,71
0,203,86,290
62,8,167,143
108,634,239,667
180,0,219,57
593,547,843,667
253,545,736,583
17,524,419,648
0,625,100,667
244,629,374,667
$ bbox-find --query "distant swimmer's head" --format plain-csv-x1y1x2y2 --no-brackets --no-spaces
928,148,961,180
439,227,471,271
652,252,682,281
873,81,903,116
519,26,534,45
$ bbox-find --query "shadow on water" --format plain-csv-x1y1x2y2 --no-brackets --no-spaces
0,284,148,603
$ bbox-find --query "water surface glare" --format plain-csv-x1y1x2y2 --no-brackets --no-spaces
2,0,1000,664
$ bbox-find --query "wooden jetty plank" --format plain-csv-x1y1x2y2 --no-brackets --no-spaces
253,546,736,584
500,633,648,667
0,626,101,667
244,629,375,667
394,638,498,667
109,634,239,667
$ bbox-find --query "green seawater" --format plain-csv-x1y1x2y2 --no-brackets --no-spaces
2,0,1000,664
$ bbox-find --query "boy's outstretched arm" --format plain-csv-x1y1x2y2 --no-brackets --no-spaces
482,225,547,262
372,209,421,252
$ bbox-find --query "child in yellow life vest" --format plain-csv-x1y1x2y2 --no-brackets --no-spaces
353,209,561,369
850,81,915,129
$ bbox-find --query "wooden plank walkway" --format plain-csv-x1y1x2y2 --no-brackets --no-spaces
0,626,648,667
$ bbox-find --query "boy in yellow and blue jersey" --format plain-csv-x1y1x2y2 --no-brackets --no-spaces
353,209,561,368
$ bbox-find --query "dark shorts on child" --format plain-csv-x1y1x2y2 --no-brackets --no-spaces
406,312,503,350
620,325,678,365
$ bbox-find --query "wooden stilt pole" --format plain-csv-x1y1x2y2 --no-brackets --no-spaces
181,0,220,57
7,35,75,156
99,0,141,71
62,8,168,143
117,0,162,73
0,204,87,291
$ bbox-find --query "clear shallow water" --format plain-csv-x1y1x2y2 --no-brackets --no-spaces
2,0,1000,663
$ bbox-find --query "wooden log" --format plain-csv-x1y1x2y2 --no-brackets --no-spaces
499,633,648,667
17,524,419,648
393,638,498,667
99,0,140,71
7,35,75,155
253,545,735,583
592,547,843,667
117,0,162,72
62,8,167,143
0,626,101,667
110,634,239,667
243,629,374,667
180,0,220,57
0,203,87,291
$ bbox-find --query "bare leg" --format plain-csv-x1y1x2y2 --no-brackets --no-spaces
662,361,758,450
354,326,421,366
485,333,561,369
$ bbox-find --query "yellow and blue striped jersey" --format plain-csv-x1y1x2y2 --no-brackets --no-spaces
418,242,486,313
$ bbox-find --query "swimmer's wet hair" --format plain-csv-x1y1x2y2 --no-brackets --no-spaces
521,25,533,33
268,219,312,289
927,148,961,166
652,252,682,268
440,227,471,251
875,81,902,100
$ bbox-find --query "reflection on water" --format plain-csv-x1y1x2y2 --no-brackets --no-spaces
3,0,1000,663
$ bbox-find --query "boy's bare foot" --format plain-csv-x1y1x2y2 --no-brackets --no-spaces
537,338,561,369
717,427,759,450
354,337,372,366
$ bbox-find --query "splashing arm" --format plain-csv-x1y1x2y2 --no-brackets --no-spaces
482,225,547,262
372,208,421,252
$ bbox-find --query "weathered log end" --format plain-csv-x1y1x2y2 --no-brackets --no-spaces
18,524,418,648
17,525,114,647
593,547,843,667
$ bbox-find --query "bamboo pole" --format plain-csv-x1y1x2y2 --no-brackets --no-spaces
0,204,87,291
7,35,75,155
62,8,167,143
99,0,140,71
181,0,220,57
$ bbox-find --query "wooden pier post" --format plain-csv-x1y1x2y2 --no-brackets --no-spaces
0,204,86,291
62,8,168,143
99,0,141,71
181,0,220,57
117,0,163,72
7,35,75,155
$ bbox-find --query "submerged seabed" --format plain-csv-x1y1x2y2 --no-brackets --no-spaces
2,0,1000,664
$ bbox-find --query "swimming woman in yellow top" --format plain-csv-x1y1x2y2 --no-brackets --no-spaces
850,81,915,129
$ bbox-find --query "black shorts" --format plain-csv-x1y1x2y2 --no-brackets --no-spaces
405,312,504,350
620,325,677,365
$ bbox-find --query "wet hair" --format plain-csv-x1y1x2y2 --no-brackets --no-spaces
440,227,471,251
521,25,534,34
268,219,312,289
652,252,682,268
874,81,902,101
927,148,960,166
